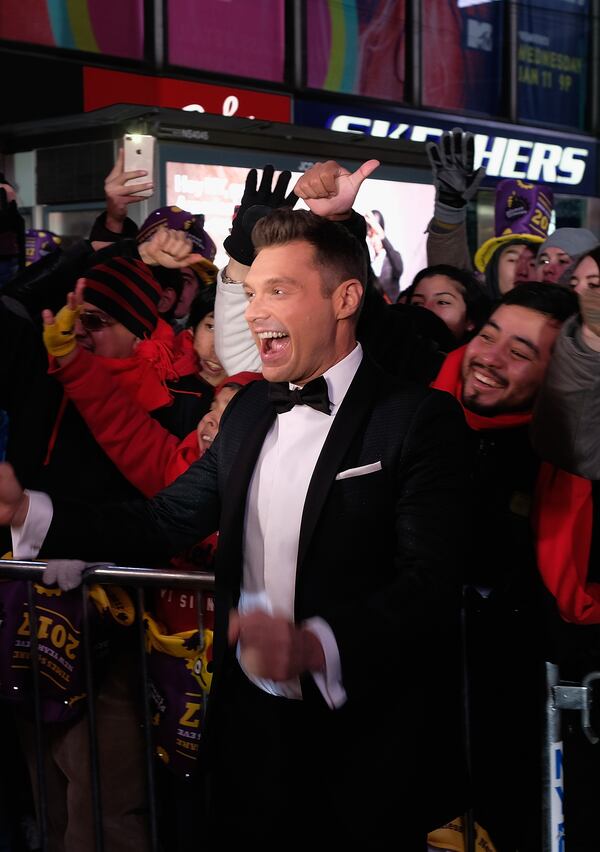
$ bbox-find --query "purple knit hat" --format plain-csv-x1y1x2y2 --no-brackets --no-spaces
475,179,554,272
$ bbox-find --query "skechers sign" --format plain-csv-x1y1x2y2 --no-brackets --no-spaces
294,100,597,196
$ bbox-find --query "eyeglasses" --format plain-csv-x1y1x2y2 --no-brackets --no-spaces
78,310,116,332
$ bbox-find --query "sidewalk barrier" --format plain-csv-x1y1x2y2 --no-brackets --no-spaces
543,661,600,852
5,560,600,852
0,559,214,852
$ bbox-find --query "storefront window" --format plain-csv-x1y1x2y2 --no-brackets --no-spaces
0,0,144,59
305,0,406,101
422,0,505,116
168,0,285,83
517,0,590,130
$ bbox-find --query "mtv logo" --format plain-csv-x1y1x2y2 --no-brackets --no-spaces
467,19,493,52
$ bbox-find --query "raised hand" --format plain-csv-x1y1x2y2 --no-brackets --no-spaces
105,148,154,224
426,128,486,209
294,159,380,218
0,463,28,527
138,227,205,269
223,165,297,267
42,291,81,359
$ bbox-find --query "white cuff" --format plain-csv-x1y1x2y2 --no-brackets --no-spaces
303,616,347,709
11,490,54,560
215,269,261,374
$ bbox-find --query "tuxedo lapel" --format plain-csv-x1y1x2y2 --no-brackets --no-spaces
297,357,383,570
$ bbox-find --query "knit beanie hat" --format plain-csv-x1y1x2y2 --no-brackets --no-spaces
538,227,599,260
82,257,161,339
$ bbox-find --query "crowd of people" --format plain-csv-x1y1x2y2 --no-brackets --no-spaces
0,128,599,851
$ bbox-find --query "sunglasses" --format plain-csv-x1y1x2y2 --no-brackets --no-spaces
79,310,116,332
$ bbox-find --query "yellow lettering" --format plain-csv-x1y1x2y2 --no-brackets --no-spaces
51,623,66,649
65,634,79,661
17,612,30,636
179,702,201,729
37,615,52,639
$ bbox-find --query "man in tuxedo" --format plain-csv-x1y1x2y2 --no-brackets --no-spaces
0,209,468,848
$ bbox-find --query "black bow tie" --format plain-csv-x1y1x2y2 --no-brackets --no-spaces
268,376,331,415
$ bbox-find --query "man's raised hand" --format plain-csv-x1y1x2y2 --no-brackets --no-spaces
293,159,380,218
138,227,205,268
105,148,154,212
42,291,81,361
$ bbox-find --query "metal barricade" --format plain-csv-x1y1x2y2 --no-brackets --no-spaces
0,559,214,852
543,661,600,852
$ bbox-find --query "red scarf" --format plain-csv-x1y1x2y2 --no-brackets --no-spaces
171,328,199,379
101,321,178,411
45,324,179,463
431,345,532,431
533,463,600,624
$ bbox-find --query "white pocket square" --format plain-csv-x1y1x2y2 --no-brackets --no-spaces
335,461,382,481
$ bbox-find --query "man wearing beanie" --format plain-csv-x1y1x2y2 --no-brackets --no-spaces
3,255,209,852
536,227,599,285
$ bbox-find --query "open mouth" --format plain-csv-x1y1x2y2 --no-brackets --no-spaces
257,330,290,361
201,359,223,375
470,367,506,390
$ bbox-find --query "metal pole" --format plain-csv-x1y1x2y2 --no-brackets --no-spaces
543,662,564,852
82,582,104,852
27,581,48,850
135,588,159,852
460,589,476,852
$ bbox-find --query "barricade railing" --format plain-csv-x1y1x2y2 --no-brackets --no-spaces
543,661,600,852
3,561,599,852
0,559,215,852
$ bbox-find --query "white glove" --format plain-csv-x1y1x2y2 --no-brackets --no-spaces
41,560,114,592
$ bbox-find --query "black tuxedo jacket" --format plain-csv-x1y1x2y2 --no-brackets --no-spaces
43,355,469,823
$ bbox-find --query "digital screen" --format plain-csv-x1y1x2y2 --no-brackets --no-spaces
166,162,434,293
305,0,406,102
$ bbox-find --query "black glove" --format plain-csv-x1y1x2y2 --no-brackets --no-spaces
223,165,297,266
426,128,486,209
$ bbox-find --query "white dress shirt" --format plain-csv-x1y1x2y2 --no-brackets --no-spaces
13,344,363,709
239,343,362,706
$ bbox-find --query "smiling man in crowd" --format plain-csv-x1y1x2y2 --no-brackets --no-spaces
432,280,577,850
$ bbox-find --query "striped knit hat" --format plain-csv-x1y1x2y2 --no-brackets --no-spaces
82,257,161,339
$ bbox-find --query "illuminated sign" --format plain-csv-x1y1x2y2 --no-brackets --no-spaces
295,99,597,195
83,67,291,123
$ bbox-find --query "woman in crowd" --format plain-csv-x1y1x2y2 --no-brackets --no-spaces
402,263,491,345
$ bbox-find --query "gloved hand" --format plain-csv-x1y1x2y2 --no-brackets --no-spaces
42,293,80,358
42,560,114,592
223,165,297,266
43,559,87,592
426,128,486,209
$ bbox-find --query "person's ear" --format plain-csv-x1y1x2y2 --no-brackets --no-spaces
466,318,475,332
335,279,364,320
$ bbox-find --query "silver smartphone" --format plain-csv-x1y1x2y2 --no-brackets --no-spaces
123,133,155,198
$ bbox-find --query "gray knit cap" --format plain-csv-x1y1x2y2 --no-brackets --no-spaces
538,227,599,260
